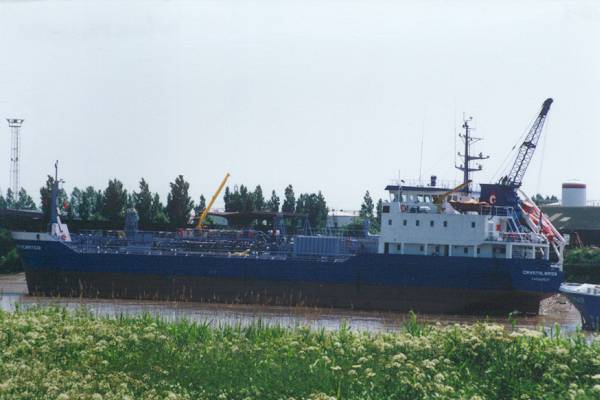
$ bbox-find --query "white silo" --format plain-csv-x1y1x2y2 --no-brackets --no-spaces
562,181,587,207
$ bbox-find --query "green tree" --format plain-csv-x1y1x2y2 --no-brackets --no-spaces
282,185,295,213
341,217,369,237
360,190,380,233
6,188,15,209
359,191,375,221
0,229,21,273
266,190,280,212
166,175,194,227
126,193,135,210
101,179,128,224
133,178,153,227
225,186,244,212
223,187,233,212
314,191,328,229
15,188,37,210
253,185,265,211
0,193,6,209
195,195,207,216
239,185,251,212
295,194,306,214
40,176,67,223
78,186,102,221
68,187,82,219
374,198,383,232
151,193,169,224
533,194,559,206
295,191,328,229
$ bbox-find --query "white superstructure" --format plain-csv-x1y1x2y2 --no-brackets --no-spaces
379,185,551,261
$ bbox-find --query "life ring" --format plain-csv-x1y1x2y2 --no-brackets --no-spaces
400,205,408,212
489,194,497,205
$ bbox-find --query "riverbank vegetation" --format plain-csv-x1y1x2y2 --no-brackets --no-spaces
0,228,20,273
0,307,599,399
564,247,600,284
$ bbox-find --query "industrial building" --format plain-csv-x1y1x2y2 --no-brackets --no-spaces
326,209,360,228
541,181,600,246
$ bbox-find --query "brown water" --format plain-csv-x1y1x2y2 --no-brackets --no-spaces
0,273,586,334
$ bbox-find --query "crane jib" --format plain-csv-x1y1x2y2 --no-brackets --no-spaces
504,98,553,188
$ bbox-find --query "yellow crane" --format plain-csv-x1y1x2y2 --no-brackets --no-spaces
197,173,231,229
434,180,471,212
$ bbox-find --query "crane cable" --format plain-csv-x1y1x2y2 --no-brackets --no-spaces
490,107,541,182
535,113,551,195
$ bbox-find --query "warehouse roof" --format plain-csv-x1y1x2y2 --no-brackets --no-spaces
541,206,600,231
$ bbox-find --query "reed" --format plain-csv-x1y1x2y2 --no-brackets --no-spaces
0,307,598,399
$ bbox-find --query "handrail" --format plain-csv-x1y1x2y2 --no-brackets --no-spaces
68,241,354,262
486,231,546,244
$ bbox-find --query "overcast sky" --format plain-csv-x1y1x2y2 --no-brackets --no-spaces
0,0,598,210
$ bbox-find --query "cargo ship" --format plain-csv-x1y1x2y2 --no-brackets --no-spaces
12,99,565,314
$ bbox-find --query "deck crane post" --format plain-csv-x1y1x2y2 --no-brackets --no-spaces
196,173,231,229
501,98,553,188
494,98,565,265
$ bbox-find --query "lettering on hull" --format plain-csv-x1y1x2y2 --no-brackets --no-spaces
16,245,42,251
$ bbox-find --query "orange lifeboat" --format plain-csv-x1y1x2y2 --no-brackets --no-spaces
521,201,555,241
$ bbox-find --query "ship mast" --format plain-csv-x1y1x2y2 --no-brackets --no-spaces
455,116,488,193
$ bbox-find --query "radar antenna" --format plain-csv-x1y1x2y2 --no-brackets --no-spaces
455,116,489,193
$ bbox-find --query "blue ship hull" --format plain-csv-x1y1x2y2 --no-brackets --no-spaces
16,238,563,314
560,284,600,330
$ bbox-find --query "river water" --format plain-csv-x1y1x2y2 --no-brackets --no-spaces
0,273,587,334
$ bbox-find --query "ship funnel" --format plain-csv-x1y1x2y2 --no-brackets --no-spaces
430,175,437,187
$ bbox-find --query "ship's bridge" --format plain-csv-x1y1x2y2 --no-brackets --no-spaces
385,181,479,205
379,182,551,261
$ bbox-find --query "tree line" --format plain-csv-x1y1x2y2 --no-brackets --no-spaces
222,184,330,229
0,175,198,228
0,176,384,231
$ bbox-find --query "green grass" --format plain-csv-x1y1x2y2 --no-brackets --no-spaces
0,308,599,399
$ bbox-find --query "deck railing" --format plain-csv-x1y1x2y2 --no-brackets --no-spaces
485,231,546,244
66,229,374,262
